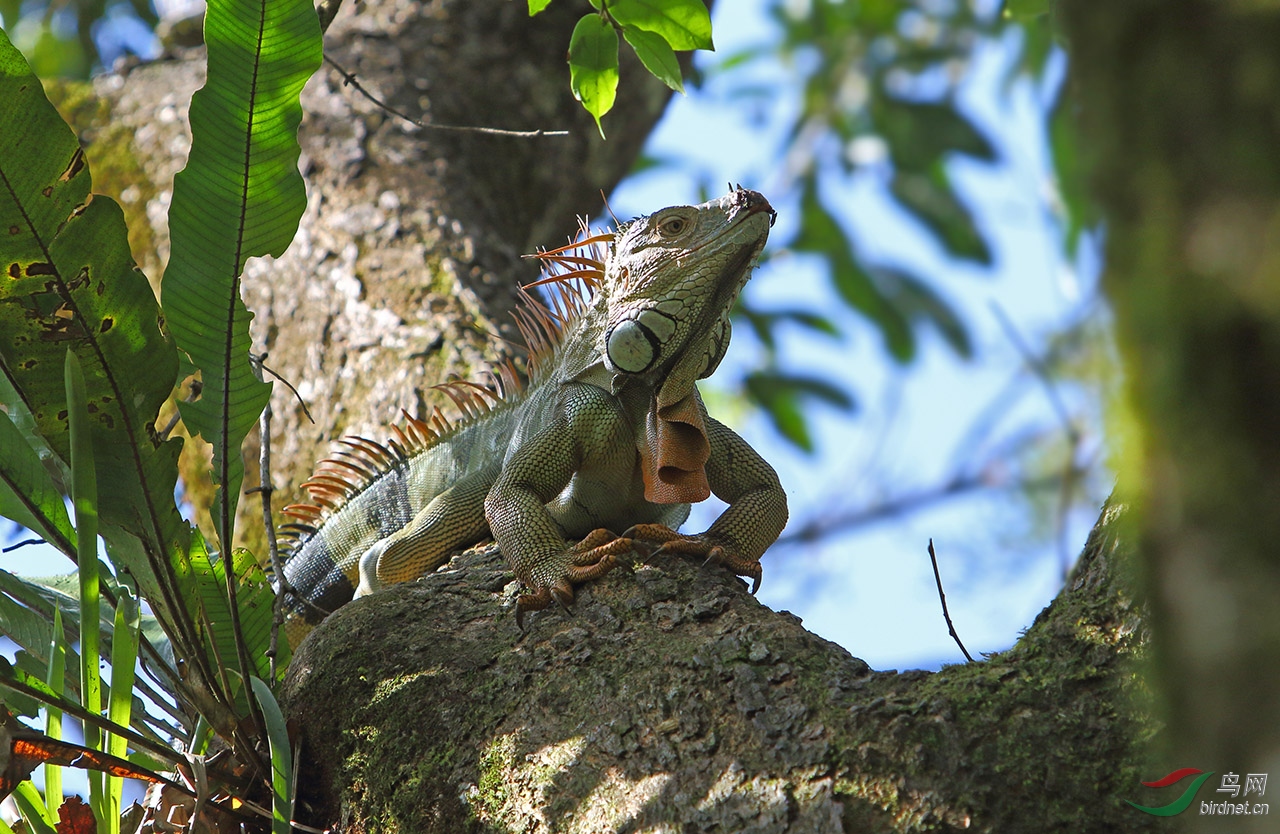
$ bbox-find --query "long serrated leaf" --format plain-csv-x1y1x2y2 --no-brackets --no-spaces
623,25,684,93
0,30,191,631
608,0,713,51
568,13,619,138
179,535,288,715
162,0,320,551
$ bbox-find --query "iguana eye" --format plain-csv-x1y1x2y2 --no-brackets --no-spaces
657,216,688,237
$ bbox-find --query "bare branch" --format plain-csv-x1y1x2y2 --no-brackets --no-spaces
928,538,974,662
324,55,571,139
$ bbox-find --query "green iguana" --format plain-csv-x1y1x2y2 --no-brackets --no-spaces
277,187,787,643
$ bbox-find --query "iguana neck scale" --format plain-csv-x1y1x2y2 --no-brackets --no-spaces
277,187,788,642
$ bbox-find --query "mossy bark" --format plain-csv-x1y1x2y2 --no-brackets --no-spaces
281,504,1161,833
1059,5,1280,830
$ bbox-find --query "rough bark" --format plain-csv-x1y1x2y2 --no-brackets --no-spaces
279,503,1155,833
1059,5,1280,831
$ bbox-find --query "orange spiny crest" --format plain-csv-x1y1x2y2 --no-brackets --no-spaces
514,223,611,379
495,361,524,396
282,504,323,523
430,378,502,420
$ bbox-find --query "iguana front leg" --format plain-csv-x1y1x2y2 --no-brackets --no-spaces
485,385,636,625
627,415,787,592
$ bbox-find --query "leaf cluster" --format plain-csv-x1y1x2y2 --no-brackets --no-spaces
0,0,319,825
533,0,714,136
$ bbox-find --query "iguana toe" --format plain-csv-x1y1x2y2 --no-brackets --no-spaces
624,523,763,594
515,528,631,627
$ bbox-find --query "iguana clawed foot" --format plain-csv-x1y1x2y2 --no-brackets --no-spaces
514,528,634,628
623,523,763,594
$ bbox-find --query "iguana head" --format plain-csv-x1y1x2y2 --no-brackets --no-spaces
594,187,775,503
526,187,774,504
598,186,775,388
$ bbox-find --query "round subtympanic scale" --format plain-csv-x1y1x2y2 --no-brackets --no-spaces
607,319,657,372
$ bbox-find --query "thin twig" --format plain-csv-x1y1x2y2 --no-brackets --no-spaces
258,359,315,425
1,538,44,552
773,470,1072,548
928,539,974,663
324,54,570,138
989,302,1086,579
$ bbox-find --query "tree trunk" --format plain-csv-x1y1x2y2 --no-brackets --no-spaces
1059,5,1280,831
280,502,1155,833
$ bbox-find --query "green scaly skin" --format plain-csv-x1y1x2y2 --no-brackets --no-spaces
278,188,788,643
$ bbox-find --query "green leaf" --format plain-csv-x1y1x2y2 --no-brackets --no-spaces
792,181,915,360
528,0,555,13
42,608,64,820
875,97,996,170
890,166,992,265
1049,89,1096,255
876,268,973,358
0,29,190,615
0,411,74,557
185,538,289,696
251,677,295,834
106,585,140,831
65,350,106,815
744,370,854,453
608,0,713,51
568,14,619,137
0,656,44,717
737,304,841,352
1003,0,1049,21
162,0,321,551
12,782,57,834
623,25,684,93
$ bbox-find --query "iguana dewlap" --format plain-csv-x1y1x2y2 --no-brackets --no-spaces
277,187,788,643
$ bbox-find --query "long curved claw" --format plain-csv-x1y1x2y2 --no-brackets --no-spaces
623,523,764,594
515,528,631,628
516,586,553,630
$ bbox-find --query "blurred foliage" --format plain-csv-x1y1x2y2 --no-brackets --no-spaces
695,0,1092,452
0,0,158,77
